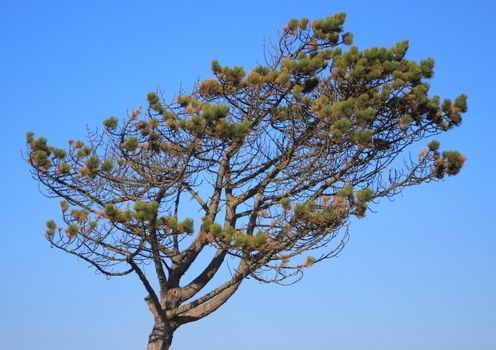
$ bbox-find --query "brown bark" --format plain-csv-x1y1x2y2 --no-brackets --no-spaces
146,321,173,350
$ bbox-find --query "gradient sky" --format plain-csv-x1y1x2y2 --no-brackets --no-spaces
1,1,495,349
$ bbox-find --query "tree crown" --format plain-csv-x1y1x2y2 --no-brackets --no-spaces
27,12,466,329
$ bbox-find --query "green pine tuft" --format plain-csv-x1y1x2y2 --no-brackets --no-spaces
76,147,91,159
334,117,352,131
342,32,353,45
67,223,79,236
420,57,435,78
428,140,440,152
103,116,119,129
85,155,100,174
442,151,465,175
177,95,192,107
211,60,222,73
181,218,194,234
253,233,268,247
340,184,354,198
454,94,468,113
147,92,160,105
58,162,71,174
351,130,373,145
293,203,307,219
26,131,35,144
211,223,223,236
53,148,67,160
356,188,374,202
123,136,139,152
101,159,114,172
46,220,56,230
280,197,292,210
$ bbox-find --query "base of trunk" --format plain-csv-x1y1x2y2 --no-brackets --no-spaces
147,321,173,350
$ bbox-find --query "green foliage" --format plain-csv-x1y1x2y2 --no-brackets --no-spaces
211,223,223,236
399,114,412,131
312,12,347,40
299,18,309,30
235,234,250,248
442,98,452,113
66,224,79,236
201,216,212,231
53,148,67,159
147,93,165,113
85,156,100,174
223,66,246,85
76,147,91,159
280,197,291,210
104,203,117,217
310,206,341,226
88,221,97,231
203,104,229,120
286,18,299,32
46,220,56,232
26,131,34,144
211,60,222,73
301,77,320,93
33,150,52,168
392,40,409,60
293,203,307,219
229,121,251,139
60,200,69,212
180,218,194,234
355,108,375,124
253,233,268,247
284,53,328,76
167,217,178,229
134,201,159,221
413,84,428,103
454,94,468,113
103,116,119,129
442,151,461,163
32,137,48,151
331,99,356,119
198,79,222,98
342,32,353,45
222,225,236,242
419,57,435,78
211,61,246,86
254,66,270,75
442,151,465,175
147,92,159,105
355,188,374,203
340,185,354,198
177,95,192,107
101,159,114,172
334,117,352,131
428,140,440,151
73,140,85,149
351,130,373,145
71,209,89,222
123,136,139,152
58,162,71,174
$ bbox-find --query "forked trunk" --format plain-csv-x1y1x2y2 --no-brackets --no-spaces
147,321,174,350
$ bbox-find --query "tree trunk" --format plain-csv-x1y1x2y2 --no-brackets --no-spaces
147,321,174,350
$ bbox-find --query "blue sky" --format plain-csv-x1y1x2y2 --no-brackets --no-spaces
1,1,495,349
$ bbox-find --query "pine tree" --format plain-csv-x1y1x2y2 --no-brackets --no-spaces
26,13,466,350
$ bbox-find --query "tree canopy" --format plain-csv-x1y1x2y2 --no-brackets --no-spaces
27,12,466,350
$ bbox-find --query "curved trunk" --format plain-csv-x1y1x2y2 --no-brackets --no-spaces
147,321,174,350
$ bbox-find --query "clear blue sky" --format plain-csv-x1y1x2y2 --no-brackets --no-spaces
1,1,495,349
